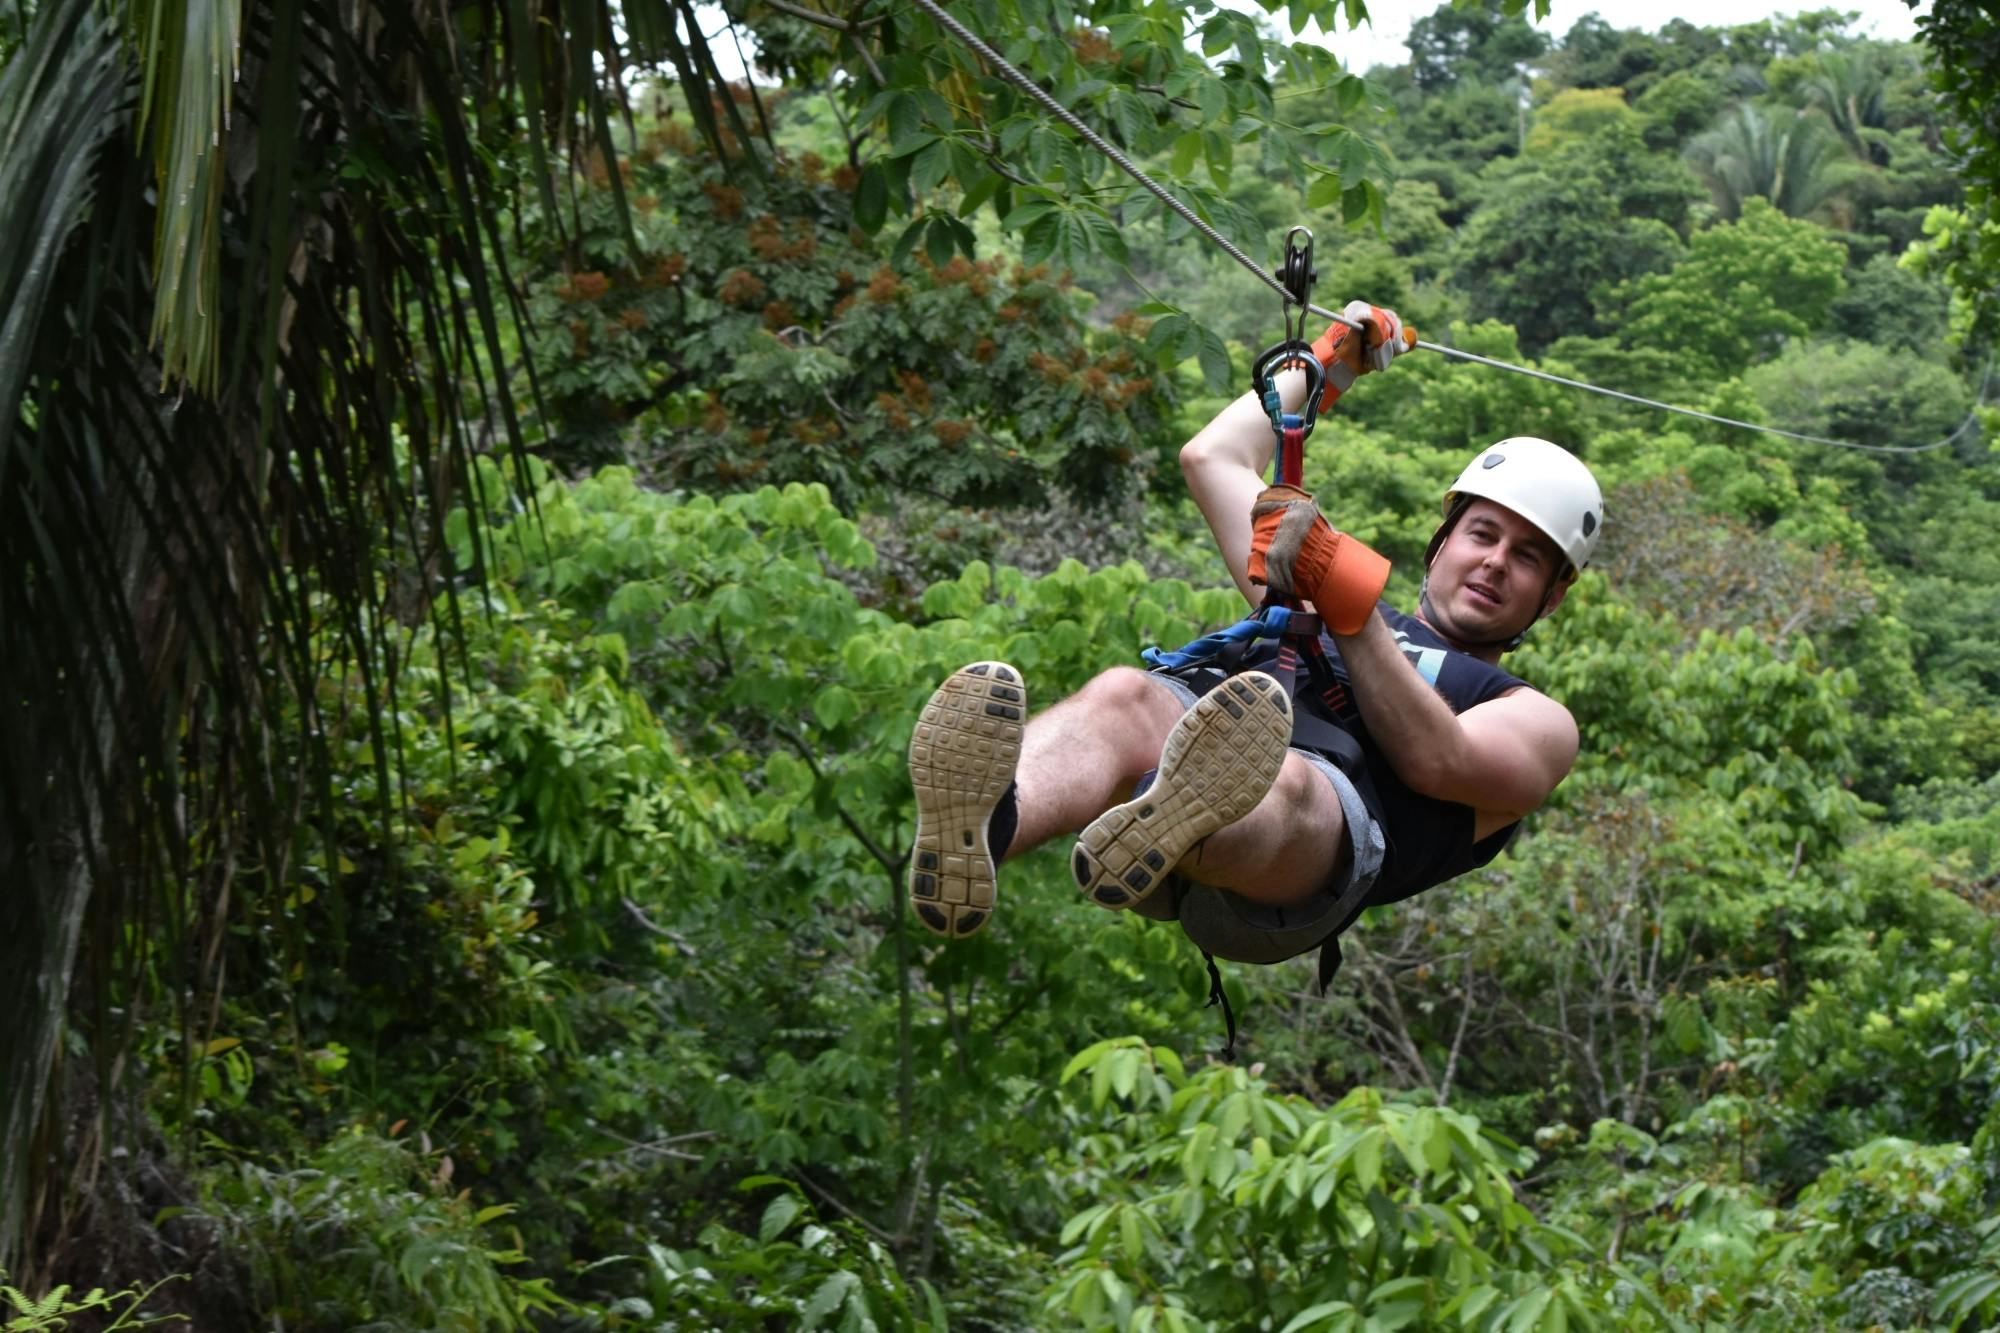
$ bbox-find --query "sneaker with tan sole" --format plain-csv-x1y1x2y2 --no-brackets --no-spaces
907,661,1026,938
1071,672,1291,912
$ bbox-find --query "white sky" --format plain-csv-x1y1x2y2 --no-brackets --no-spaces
1317,0,1928,74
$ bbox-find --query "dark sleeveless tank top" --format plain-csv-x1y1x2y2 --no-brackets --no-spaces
1225,604,1529,905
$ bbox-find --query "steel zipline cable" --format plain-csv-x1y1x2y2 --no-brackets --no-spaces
906,0,1990,458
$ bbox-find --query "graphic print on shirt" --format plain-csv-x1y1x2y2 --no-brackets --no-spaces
1391,629,1446,687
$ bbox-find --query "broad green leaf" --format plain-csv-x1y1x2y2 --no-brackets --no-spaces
854,162,888,233
759,1190,802,1243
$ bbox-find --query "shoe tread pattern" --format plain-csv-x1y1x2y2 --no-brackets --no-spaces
908,661,1025,938
1072,672,1291,912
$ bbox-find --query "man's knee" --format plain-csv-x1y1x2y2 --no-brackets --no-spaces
1079,666,1184,726
1272,754,1340,825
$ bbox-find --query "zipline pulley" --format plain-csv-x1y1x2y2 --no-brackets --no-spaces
1252,226,1323,489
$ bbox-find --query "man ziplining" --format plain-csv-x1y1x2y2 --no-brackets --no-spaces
904,301,1604,982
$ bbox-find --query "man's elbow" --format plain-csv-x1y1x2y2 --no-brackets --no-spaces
1393,751,1456,803
1178,435,1216,482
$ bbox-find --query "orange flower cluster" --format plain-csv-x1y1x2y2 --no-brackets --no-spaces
934,419,973,446
973,338,998,363
703,181,745,220
648,122,700,157
762,300,796,331
1028,350,1072,385
832,164,860,193
789,415,840,445
647,253,687,287
865,268,901,303
896,370,933,414
749,216,819,262
798,152,826,185
702,394,730,433
618,308,647,331
1070,28,1118,66
874,393,912,431
564,271,611,302
718,269,766,307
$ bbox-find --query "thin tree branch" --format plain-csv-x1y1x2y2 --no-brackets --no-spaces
1436,958,1477,1107
799,1172,895,1243
769,720,902,879
764,0,887,86
623,896,697,954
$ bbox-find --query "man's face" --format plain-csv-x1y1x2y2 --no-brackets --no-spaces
1425,499,1568,646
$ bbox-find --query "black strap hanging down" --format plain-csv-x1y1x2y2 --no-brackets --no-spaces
1203,951,1237,1061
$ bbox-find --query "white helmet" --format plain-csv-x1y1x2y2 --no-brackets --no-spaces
1427,437,1604,578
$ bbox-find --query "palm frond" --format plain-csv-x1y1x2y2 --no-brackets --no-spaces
0,0,690,1275
128,0,242,391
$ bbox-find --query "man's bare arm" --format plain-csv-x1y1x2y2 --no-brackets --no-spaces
1180,366,1310,605
1334,612,1579,818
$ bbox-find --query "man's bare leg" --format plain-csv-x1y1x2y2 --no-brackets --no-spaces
1070,673,1349,913
1172,754,1347,905
1010,669,1346,903
911,663,1350,937
910,663,1187,938
1006,667,1189,856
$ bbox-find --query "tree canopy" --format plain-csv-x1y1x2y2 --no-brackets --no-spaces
4,0,2000,1329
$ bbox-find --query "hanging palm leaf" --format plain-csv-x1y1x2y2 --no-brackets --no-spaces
0,0,745,1274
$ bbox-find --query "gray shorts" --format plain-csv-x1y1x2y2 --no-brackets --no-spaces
1149,670,1386,919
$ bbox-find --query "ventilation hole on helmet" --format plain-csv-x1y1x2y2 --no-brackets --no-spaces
1482,452,1504,469
1583,511,1597,536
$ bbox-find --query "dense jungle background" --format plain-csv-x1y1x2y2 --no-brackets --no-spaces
5,0,2000,1327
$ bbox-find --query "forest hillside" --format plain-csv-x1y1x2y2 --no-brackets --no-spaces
4,0,2000,1328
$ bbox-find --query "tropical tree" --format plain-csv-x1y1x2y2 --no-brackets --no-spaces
1612,197,1847,375
1686,103,1866,222
1800,47,1901,165
0,0,1404,1278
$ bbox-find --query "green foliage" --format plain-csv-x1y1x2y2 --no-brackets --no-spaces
195,1130,561,1331
1685,104,1867,223
521,144,1174,509
1744,338,1969,448
1524,87,1639,155
1615,198,1848,374
618,1182,943,1330
1451,122,1699,352
1633,71,1728,150
1827,252,1952,353
1913,0,2000,339
1043,1040,1632,1332
0,1276,183,1330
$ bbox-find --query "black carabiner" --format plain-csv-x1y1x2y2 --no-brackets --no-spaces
1250,227,1323,487
1251,340,1326,433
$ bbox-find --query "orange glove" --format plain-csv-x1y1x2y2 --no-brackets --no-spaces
1309,300,1413,410
1247,484,1391,636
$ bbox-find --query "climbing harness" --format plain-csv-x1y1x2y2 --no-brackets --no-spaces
1136,232,1395,1054
905,0,1991,458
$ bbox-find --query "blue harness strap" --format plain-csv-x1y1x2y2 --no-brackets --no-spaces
1141,606,1294,671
